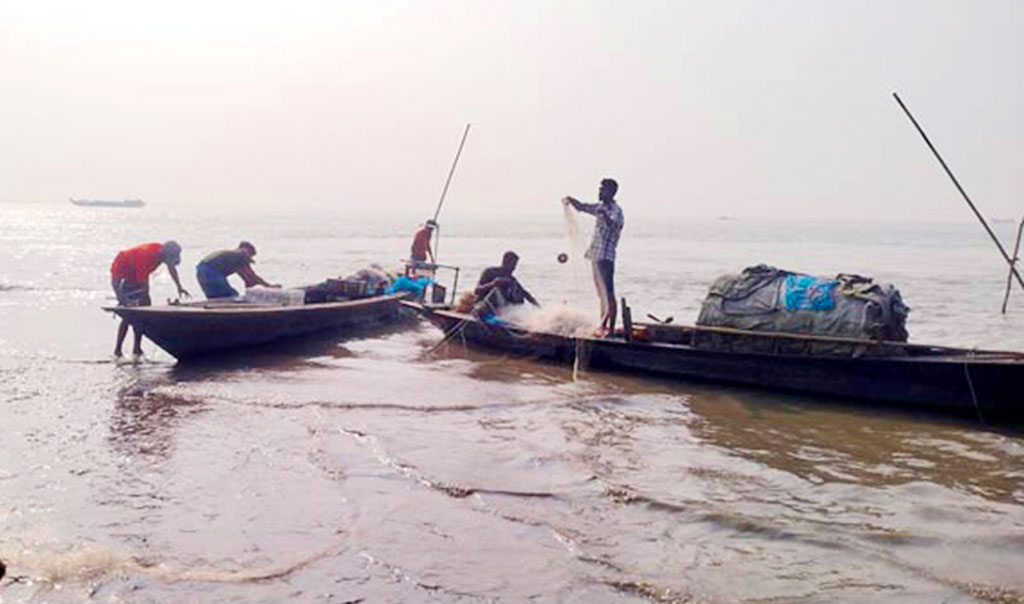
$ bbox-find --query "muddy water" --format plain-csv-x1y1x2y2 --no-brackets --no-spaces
1,203,1023,602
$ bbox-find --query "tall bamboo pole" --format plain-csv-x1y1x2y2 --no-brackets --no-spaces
893,92,1024,291
431,124,471,261
1002,218,1024,314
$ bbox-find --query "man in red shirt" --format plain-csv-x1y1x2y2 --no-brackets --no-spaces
110,240,190,359
410,220,437,264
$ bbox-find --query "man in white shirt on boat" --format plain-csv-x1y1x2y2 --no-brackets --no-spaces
563,178,625,337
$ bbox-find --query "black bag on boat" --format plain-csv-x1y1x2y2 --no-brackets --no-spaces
695,264,910,356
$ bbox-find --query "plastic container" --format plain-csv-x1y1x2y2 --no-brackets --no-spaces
243,286,306,306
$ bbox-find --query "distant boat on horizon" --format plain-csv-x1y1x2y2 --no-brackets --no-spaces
69,198,145,208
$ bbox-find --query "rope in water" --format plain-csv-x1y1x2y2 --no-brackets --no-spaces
426,318,471,354
962,361,986,425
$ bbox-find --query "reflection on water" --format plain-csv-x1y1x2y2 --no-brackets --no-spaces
688,388,1024,504
108,382,207,462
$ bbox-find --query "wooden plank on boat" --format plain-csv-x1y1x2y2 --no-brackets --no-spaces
639,321,1024,359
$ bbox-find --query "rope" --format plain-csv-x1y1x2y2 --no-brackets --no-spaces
425,317,471,354
572,338,589,382
962,361,986,425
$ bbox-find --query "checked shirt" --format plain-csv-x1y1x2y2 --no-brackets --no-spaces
578,200,625,262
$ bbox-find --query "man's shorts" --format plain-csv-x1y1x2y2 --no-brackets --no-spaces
116,281,151,307
196,262,239,299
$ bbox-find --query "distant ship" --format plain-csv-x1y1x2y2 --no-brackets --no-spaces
69,198,145,208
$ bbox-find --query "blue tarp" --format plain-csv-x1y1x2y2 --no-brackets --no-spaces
783,274,838,311
386,276,433,297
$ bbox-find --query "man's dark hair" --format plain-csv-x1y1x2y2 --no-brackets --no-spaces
601,178,618,196
502,251,519,265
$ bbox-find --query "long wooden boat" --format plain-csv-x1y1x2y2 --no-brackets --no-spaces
105,293,409,360
409,303,1024,424
70,198,145,208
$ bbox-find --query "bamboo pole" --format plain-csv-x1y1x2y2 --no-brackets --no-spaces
431,123,471,261
1002,217,1024,314
892,92,1024,291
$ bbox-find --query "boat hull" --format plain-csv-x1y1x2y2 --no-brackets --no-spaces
107,294,408,360
414,305,1024,423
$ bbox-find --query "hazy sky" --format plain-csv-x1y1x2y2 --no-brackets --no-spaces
1,0,1022,220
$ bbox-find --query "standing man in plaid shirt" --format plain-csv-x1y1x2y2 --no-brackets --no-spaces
563,178,625,337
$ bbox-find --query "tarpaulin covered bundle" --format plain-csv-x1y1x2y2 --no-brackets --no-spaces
695,264,910,356
345,265,396,295
302,265,397,303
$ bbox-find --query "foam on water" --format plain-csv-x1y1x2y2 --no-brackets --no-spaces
0,545,128,583
0,538,342,585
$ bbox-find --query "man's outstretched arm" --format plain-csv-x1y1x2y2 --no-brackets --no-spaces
167,264,190,298
239,265,280,288
563,196,599,215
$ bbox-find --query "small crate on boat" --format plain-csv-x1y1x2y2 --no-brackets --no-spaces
431,283,447,305
325,279,368,298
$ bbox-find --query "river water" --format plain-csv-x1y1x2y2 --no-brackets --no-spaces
1,202,1023,603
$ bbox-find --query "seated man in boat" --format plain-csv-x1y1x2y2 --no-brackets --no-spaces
472,251,539,316
195,241,280,299
110,240,190,359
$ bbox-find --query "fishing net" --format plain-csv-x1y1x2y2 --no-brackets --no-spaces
562,203,591,307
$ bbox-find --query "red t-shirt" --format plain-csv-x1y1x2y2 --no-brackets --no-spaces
111,242,164,283
411,227,432,261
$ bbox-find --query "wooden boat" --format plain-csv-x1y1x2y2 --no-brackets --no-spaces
105,293,408,360
409,303,1024,424
70,198,145,208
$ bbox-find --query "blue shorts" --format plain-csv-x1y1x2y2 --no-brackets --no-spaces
196,262,239,299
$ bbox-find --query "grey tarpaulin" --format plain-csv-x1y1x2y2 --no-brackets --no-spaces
695,264,910,356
